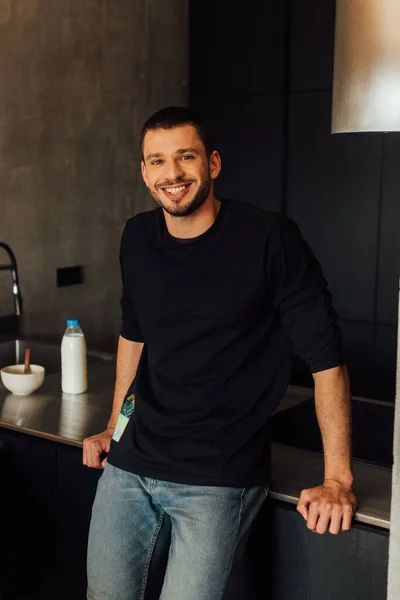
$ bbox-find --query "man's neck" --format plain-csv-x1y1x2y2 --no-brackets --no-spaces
163,196,221,240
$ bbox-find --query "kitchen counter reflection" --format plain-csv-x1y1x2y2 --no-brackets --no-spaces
0,363,117,444
1,393,59,431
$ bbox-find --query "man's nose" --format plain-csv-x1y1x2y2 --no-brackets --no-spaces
164,160,184,182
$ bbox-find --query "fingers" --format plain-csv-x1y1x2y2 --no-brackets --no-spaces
82,430,112,468
341,504,354,532
328,505,342,535
299,493,355,535
88,441,97,468
90,441,103,468
82,437,105,469
297,489,310,521
82,442,87,466
306,500,320,532
307,500,344,535
82,439,91,467
315,503,333,534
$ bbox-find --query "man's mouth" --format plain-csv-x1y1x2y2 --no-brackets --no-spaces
160,183,193,201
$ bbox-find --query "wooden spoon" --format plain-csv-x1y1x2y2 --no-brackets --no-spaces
24,348,31,374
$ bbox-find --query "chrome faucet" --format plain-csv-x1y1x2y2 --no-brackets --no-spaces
0,242,23,316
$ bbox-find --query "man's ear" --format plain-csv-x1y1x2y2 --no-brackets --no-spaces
141,160,149,187
209,150,222,180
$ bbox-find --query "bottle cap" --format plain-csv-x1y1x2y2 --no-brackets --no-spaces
66,319,80,327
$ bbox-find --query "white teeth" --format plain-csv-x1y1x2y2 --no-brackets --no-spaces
165,185,186,195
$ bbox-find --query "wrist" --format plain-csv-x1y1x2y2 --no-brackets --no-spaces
324,474,354,490
106,423,115,435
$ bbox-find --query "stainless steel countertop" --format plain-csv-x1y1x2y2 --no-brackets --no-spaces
0,363,391,530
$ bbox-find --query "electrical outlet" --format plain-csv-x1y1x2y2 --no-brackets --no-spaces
56,266,84,287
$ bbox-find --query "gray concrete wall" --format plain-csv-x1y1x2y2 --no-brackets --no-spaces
0,0,188,350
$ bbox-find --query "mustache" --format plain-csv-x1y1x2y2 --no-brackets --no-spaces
156,178,195,189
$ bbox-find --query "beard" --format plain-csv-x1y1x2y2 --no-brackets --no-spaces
150,175,211,218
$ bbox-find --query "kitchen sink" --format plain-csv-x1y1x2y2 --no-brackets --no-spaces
0,339,114,375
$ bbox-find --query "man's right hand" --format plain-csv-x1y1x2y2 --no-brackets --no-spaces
83,428,113,469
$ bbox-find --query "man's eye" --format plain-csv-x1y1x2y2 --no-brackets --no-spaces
151,159,163,166
181,155,194,161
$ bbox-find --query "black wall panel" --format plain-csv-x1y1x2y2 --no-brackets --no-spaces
190,0,399,401
290,0,336,91
377,135,400,327
192,94,284,212
190,1,286,95
339,321,375,399
375,325,397,402
286,92,382,323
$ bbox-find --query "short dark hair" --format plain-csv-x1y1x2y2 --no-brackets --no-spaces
140,106,214,159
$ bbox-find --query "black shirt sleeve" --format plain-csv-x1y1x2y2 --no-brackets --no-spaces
265,216,343,373
119,220,145,343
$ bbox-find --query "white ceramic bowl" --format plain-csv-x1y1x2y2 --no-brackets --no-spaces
0,364,45,395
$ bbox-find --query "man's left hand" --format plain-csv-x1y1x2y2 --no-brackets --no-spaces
296,480,357,535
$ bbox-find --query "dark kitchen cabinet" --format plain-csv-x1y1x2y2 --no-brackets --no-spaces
56,444,101,600
0,428,101,600
0,428,169,600
0,440,11,600
0,429,58,600
245,499,389,600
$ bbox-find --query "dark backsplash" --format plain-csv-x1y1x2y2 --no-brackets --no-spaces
268,398,394,468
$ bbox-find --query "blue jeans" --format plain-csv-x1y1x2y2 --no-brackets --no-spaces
87,463,268,600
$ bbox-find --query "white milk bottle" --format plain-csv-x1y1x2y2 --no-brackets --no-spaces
61,319,88,394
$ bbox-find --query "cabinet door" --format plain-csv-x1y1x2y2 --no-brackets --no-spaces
0,440,11,600
246,499,389,600
56,444,102,600
0,428,58,600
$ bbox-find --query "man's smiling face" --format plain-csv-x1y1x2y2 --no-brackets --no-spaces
141,124,217,217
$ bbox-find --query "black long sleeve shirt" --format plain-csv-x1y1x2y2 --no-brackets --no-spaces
107,198,343,487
